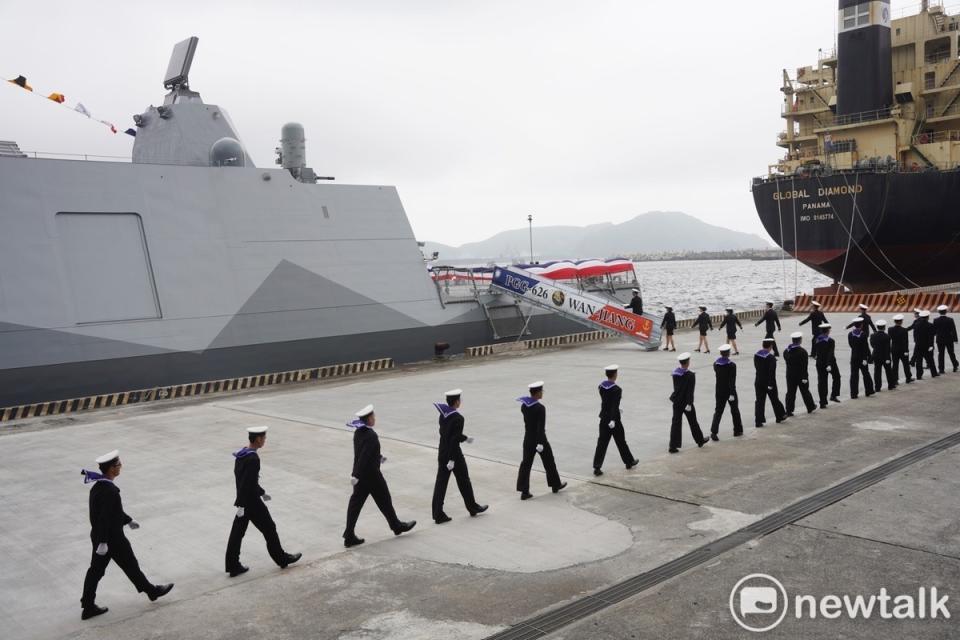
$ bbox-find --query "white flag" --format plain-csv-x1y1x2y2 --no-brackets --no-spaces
74,102,91,118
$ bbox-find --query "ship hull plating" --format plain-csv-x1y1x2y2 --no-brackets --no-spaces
752,170,960,292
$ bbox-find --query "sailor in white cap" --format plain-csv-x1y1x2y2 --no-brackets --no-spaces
889,314,914,385
661,306,677,352
694,306,713,353
709,344,743,440
814,324,842,407
431,389,488,524
225,426,301,576
913,311,940,380
516,381,566,498
718,308,743,355
754,338,787,426
847,317,876,399
783,332,817,416
593,365,639,475
799,301,829,340
869,320,897,391
79,450,173,620
669,353,708,453
933,304,958,373
754,301,782,357
624,289,644,316
343,406,416,547
846,303,877,338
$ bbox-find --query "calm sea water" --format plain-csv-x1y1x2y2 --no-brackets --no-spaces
633,259,834,318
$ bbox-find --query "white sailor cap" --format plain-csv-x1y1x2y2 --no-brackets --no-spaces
811,301,822,307
95,450,120,465
664,305,673,309
893,314,905,321
719,344,732,352
246,425,269,435
762,337,776,345
528,381,544,390
632,288,640,294
355,404,375,418
765,300,775,305
677,352,691,361
790,331,803,339
919,310,931,318
858,303,869,310
820,323,832,330
725,307,734,311
851,316,864,323
604,364,619,372
914,308,922,314
444,389,462,397
938,304,949,312
876,319,887,327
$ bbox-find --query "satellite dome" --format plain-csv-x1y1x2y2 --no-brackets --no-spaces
209,137,245,167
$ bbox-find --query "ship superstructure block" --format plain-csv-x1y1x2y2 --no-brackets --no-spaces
837,0,893,116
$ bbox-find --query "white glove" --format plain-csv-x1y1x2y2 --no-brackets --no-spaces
885,360,891,365
729,395,735,402
929,347,934,352
608,420,616,429
536,444,544,453
826,365,832,372
446,460,455,471
236,507,245,518
262,494,271,502
802,380,808,384
96,543,108,556
127,520,140,530
380,455,387,464
350,476,359,486
685,404,692,412
466,436,474,444
767,386,773,391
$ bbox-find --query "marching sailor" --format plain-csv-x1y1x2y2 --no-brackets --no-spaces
669,353,708,453
593,365,640,476
870,320,896,391
624,288,644,316
799,301,828,341
431,389,488,524
846,303,877,339
934,304,959,374
814,324,842,407
848,317,875,399
754,337,787,426
718,308,743,355
661,306,677,352
694,305,713,353
783,332,817,416
889,314,914,386
754,301,782,357
516,382,566,499
709,344,744,440
913,310,940,380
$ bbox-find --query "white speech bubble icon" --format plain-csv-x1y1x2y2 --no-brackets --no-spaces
740,586,777,615
729,574,789,633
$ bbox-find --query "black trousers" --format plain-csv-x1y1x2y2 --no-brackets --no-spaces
432,455,478,518
849,358,875,398
81,536,153,608
817,360,842,404
764,332,780,357
937,340,959,373
872,358,896,391
225,502,286,570
516,440,562,492
710,392,743,436
754,382,786,426
593,420,635,469
344,472,401,537
670,404,705,449
785,376,816,414
892,351,913,384
915,347,939,379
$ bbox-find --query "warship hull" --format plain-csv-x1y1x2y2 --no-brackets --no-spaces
752,170,960,293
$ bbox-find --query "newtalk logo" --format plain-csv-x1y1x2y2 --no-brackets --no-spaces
730,574,951,633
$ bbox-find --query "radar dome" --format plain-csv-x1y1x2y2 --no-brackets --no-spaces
209,137,245,167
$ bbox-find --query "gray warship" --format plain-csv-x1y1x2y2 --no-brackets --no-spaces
0,37,590,408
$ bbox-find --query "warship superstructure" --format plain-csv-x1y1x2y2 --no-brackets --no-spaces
753,0,960,292
0,38,586,408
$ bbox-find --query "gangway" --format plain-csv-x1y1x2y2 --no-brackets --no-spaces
491,266,662,349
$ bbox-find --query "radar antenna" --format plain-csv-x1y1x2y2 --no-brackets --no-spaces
163,37,199,91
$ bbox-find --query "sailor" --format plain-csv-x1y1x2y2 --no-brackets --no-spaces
754,301,782,357
624,289,644,316
661,306,677,352
431,389,488,524
516,382,566,499
343,406,416,547
798,301,828,341
848,317,876,398
225,426,302,575
814,324,842,407
709,344,743,440
889,314,914,385
80,450,174,621
669,353,708,453
783,332,817,416
593,365,640,475
869,320,896,392
846,303,877,339
694,306,713,353
933,304,959,374
718,307,743,355
907,308,923,369
913,311,940,380
754,338,787,426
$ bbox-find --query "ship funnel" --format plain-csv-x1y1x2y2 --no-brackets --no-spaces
279,122,306,170
836,0,893,117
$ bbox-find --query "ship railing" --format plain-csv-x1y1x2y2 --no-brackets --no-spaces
929,100,960,119
912,129,960,144
894,0,945,19
18,151,130,162
925,51,954,65
754,160,960,184
830,108,892,127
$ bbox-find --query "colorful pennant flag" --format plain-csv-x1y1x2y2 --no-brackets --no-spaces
124,128,136,137
5,73,130,139
7,75,32,91
74,102,91,118
98,120,117,134
47,92,65,104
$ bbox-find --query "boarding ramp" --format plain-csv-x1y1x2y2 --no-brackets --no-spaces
491,266,662,349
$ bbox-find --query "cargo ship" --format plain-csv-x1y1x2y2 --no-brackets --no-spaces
752,0,960,293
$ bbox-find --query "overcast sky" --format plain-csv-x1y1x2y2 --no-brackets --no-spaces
0,1,925,246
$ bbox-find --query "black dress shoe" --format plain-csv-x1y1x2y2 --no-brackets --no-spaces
593,468,603,476
469,504,488,516
697,438,708,448
520,492,533,500
820,403,828,408
552,482,568,493
81,605,108,620
434,513,452,524
344,534,365,548
733,431,743,437
148,583,174,602
710,434,719,442
280,552,301,568
831,397,841,403
227,564,249,578
785,412,795,418
668,448,679,453
626,458,640,469
755,424,764,428
393,521,417,535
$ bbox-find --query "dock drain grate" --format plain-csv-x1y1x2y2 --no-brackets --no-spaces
485,430,960,640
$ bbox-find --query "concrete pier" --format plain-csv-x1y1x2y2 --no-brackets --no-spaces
1,316,957,639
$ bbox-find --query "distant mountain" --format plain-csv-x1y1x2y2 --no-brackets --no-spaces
422,211,771,261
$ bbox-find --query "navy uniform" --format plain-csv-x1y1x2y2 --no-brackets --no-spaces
431,390,487,523
344,406,416,547
846,304,877,340
913,311,939,380
814,325,842,407
694,306,713,352
783,332,817,415
625,289,644,316
669,353,708,453
754,302,782,356
80,450,173,621
226,426,301,575
516,382,566,499
798,301,828,341
709,344,743,439
934,305,959,373
718,309,743,347
661,306,677,351
888,315,914,385
593,365,639,475
848,318,875,398
754,339,787,426
869,321,896,391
